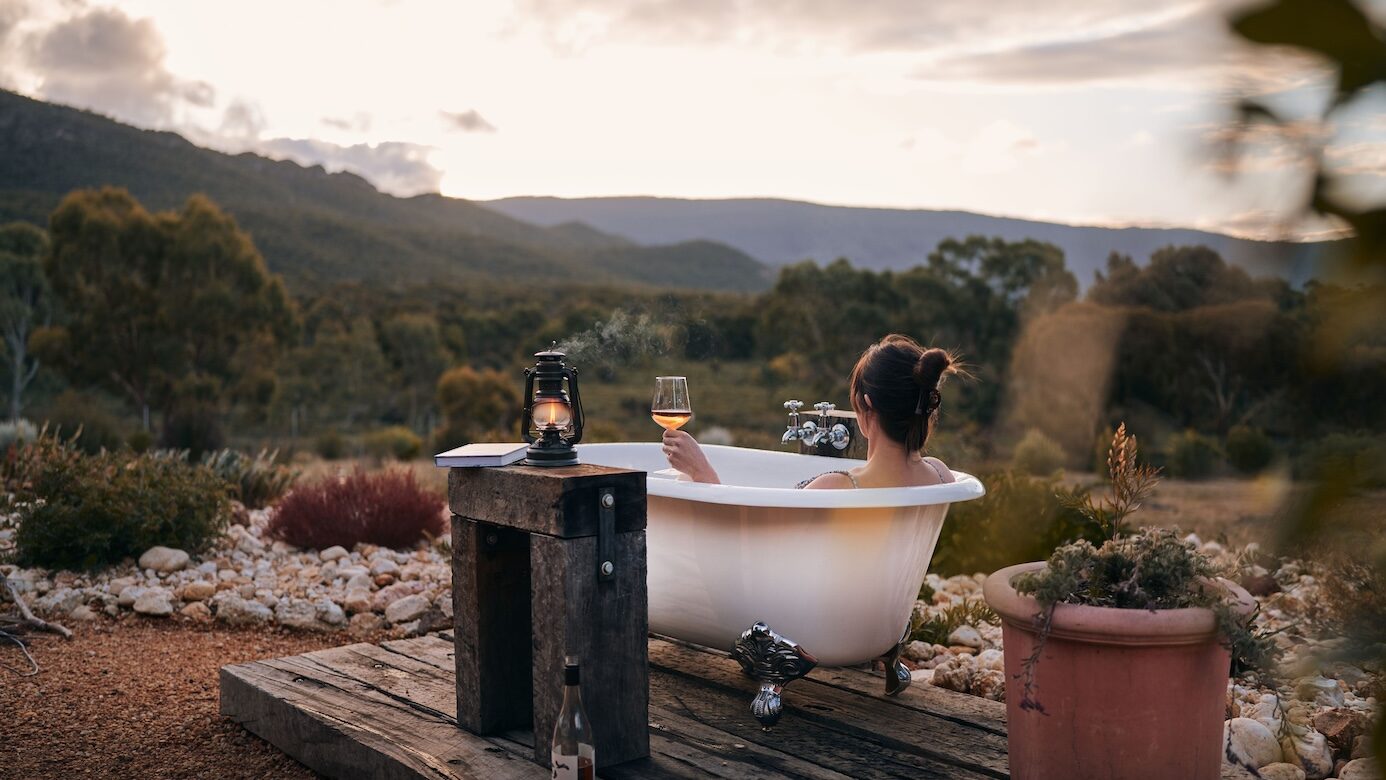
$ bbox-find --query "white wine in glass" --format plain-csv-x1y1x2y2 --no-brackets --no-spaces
651,376,693,431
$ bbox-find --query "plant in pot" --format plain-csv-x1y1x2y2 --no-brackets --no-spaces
983,424,1272,780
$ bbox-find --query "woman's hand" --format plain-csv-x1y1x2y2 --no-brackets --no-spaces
662,429,720,484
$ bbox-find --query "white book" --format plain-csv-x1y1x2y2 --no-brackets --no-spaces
434,442,528,468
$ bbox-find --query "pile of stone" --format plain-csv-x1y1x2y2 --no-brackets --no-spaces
2,506,453,638
908,538,1380,780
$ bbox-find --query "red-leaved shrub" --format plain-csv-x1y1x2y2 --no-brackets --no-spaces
266,469,445,550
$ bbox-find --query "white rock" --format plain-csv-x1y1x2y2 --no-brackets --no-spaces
137,546,189,573
902,640,934,663
320,546,349,562
315,598,346,626
384,593,430,624
931,653,974,693
434,593,453,619
1280,730,1333,780
108,576,137,596
343,589,373,614
1293,677,1344,709
214,594,273,625
1224,717,1282,769
276,598,322,630
971,668,1005,701
218,568,238,581
34,587,81,614
182,581,216,601
947,624,984,649
1257,764,1305,780
370,558,401,577
1340,758,1379,780
133,588,174,617
976,648,1004,672
69,605,98,621
345,573,374,592
180,601,212,620
196,561,217,575
117,586,147,608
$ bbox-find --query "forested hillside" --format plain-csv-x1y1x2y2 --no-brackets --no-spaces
0,90,767,292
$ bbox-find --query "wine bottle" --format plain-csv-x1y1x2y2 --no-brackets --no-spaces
550,657,595,780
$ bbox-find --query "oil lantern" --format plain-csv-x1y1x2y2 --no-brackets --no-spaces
521,344,584,466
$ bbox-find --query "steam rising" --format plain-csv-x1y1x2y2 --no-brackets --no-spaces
558,310,669,365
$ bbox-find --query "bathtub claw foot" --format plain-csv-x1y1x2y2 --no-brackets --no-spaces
751,683,784,727
881,637,911,697
731,622,818,728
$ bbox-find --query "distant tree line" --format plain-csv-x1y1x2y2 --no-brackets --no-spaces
1,186,1380,464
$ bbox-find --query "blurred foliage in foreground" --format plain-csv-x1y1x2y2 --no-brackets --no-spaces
1229,0,1386,769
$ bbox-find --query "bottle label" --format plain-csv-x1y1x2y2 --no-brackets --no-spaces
551,745,595,780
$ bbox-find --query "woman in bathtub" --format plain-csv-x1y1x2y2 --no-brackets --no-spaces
662,334,959,488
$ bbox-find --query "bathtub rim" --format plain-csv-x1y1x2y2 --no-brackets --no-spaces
576,441,985,509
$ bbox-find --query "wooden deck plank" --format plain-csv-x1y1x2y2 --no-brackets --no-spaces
220,651,544,780
648,638,1010,777
648,657,1003,780
221,635,1009,780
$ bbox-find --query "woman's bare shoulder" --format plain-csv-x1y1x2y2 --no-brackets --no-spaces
923,456,955,484
803,471,857,490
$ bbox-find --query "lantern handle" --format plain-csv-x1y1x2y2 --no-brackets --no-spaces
520,367,537,443
565,366,584,446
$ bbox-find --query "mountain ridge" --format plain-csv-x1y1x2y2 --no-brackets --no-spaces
485,195,1331,287
0,90,767,293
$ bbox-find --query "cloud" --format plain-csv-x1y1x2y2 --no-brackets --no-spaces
516,0,1320,90
321,112,372,133
516,0,1163,53
917,5,1326,91
24,6,213,126
218,99,266,141
0,0,25,43
254,137,442,196
440,109,496,133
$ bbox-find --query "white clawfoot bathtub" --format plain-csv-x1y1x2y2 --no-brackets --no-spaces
577,442,985,666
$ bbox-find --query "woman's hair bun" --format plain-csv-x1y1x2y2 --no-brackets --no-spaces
913,348,954,387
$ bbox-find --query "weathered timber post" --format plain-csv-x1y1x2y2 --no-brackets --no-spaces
448,463,650,769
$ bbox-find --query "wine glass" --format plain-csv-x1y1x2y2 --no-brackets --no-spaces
651,376,693,432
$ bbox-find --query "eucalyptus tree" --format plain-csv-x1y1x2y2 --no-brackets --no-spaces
0,222,52,421
44,187,295,430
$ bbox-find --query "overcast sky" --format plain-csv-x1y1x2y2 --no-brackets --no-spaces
2,0,1382,239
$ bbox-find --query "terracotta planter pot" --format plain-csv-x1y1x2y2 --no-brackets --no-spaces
983,562,1256,780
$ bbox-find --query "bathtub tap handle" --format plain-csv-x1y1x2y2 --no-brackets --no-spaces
782,400,808,444
809,401,851,451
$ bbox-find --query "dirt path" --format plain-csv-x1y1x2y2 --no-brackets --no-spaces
0,616,373,779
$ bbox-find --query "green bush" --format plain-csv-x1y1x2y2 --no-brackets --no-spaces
14,447,230,570
1165,430,1221,479
315,430,346,460
159,402,225,460
1011,429,1067,475
127,429,154,453
43,390,128,454
1296,433,1386,490
1225,425,1275,475
201,448,298,509
362,426,423,461
930,469,1104,577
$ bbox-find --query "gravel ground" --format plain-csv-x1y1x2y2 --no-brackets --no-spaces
0,616,375,779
